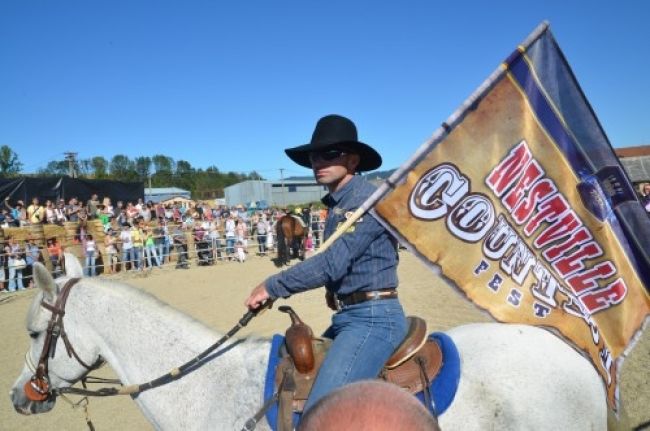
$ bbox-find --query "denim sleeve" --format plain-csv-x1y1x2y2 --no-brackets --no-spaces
265,213,386,299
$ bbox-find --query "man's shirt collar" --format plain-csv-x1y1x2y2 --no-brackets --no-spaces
321,175,360,206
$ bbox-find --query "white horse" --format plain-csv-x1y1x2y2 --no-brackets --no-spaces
11,256,607,430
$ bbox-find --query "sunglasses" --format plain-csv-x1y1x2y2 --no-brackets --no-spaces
308,149,347,163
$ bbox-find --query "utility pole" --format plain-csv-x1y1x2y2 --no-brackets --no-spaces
279,168,286,207
64,152,78,178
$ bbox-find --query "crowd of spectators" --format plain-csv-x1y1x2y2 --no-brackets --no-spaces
0,194,326,293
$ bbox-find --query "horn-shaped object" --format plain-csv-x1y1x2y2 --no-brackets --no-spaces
279,306,315,373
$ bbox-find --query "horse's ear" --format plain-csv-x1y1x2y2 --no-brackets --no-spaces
33,262,57,302
63,252,84,278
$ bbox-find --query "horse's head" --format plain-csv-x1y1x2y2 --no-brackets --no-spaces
10,253,100,415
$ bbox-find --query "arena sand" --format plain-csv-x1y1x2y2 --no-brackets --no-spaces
1,253,648,430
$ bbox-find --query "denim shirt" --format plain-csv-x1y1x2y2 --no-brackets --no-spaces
266,175,398,299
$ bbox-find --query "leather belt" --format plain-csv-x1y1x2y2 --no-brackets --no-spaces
336,289,398,308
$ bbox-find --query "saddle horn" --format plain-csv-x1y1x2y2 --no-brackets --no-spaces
279,306,315,373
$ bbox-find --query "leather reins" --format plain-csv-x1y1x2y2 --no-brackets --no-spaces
24,280,274,401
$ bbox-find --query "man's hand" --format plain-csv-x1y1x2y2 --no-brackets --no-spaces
245,282,271,310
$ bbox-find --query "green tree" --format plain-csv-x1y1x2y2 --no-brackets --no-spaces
135,156,152,180
152,154,174,174
176,160,194,175
109,155,136,180
77,159,92,177
91,156,109,179
38,160,68,176
0,145,22,176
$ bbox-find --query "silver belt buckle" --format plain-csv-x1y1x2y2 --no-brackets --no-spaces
335,296,344,311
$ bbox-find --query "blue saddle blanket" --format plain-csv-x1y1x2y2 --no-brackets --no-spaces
263,332,460,430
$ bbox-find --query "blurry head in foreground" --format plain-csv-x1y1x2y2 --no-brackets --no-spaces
297,380,439,431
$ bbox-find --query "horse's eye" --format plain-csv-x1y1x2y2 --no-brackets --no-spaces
29,332,39,339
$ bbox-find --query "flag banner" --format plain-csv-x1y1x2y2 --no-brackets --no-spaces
372,22,650,413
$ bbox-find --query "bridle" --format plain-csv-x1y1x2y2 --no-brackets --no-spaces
24,278,105,402
23,277,274,402
21,276,275,431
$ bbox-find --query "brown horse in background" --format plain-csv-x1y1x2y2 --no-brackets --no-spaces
275,214,307,266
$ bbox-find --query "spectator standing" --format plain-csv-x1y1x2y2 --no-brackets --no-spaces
310,204,322,248
4,198,26,226
46,238,62,277
114,200,124,220
54,200,67,225
225,215,236,258
266,216,274,252
27,198,44,224
155,202,165,221
78,202,89,229
0,241,7,292
85,234,97,277
172,224,189,269
66,197,80,222
6,236,25,291
97,205,111,231
44,200,56,224
305,232,314,253
172,205,182,223
236,217,249,252
143,226,161,268
208,221,222,261
235,240,246,263
116,208,129,227
25,237,41,287
120,224,134,271
131,221,144,271
256,216,268,256
87,194,100,219
104,228,119,273
102,197,114,222
126,202,139,225
153,223,167,266
0,209,11,228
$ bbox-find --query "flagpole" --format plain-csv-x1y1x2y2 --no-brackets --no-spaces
317,21,550,249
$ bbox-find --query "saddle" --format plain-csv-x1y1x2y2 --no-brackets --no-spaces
272,306,443,430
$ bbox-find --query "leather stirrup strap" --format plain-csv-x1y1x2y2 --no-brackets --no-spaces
415,356,436,418
278,364,296,431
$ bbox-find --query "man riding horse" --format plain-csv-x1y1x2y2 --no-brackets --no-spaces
245,114,408,412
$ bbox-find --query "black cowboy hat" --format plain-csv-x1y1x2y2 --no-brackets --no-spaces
285,114,382,172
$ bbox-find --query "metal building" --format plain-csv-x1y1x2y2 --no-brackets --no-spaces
145,187,192,203
224,179,327,208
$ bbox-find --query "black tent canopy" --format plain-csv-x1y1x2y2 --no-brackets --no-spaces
0,177,144,205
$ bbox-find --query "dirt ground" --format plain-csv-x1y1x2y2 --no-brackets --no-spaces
1,253,648,430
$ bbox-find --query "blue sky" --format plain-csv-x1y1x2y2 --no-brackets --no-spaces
1,1,648,180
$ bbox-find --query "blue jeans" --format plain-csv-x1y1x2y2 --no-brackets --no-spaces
157,243,167,264
122,248,135,270
257,234,267,253
132,246,142,269
8,267,24,291
226,237,235,255
85,251,96,277
302,298,407,412
145,245,161,267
